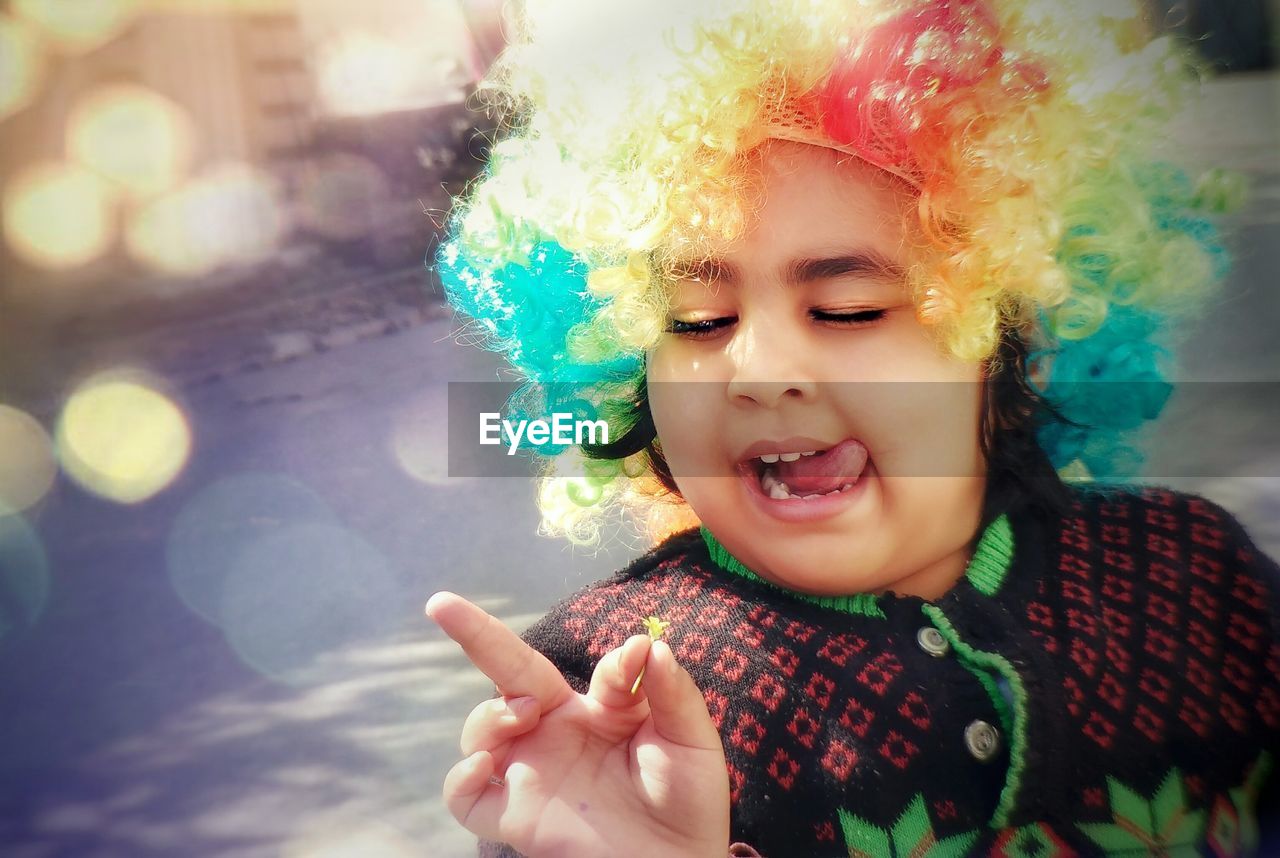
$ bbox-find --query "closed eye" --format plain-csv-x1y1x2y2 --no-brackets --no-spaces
664,317,733,337
812,309,887,325
664,309,886,339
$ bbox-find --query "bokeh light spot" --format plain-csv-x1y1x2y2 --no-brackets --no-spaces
390,385,463,486
0,508,50,644
166,473,337,625
315,31,421,117
220,523,402,686
296,153,388,241
67,83,196,198
3,161,116,270
0,14,45,121
56,372,192,504
11,0,139,54
125,163,284,276
0,405,57,514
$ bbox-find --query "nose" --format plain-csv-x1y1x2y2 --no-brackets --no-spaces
725,315,818,407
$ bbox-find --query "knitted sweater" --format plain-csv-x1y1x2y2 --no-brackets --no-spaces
481,485,1280,857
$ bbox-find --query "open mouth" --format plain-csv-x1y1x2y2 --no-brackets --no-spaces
737,438,870,501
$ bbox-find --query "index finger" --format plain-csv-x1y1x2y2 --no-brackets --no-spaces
426,591,573,709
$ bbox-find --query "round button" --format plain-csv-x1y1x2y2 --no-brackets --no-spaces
916,626,950,657
964,720,1001,762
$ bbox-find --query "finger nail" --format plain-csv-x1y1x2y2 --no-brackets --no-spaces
469,752,496,783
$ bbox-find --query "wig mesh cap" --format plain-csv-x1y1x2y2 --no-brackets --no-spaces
763,125,922,188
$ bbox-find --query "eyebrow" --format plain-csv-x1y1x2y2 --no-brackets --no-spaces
785,252,906,286
669,250,905,287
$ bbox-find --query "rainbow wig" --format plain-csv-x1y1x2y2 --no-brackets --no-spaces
435,0,1241,547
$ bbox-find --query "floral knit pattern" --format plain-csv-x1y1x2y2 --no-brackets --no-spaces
840,793,980,857
487,486,1280,858
830,754,1272,858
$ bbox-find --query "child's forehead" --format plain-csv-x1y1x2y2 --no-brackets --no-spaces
766,159,923,250
660,142,921,257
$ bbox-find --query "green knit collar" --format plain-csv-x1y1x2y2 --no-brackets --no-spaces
698,514,1015,620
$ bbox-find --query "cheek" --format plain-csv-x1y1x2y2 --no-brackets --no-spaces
646,368,721,469
907,398,984,478
645,339,718,383
848,365,984,475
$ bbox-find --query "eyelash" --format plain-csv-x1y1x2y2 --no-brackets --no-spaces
664,309,887,339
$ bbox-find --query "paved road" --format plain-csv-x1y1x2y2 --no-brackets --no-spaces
0,291,641,857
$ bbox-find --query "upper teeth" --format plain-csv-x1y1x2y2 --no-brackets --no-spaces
758,450,820,463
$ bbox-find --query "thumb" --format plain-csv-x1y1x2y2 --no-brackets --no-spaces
642,640,722,751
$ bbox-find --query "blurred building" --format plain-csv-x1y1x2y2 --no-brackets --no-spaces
0,0,493,290
0,7,313,192
0,6,318,291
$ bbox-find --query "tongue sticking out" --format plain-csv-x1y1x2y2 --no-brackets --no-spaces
769,438,869,495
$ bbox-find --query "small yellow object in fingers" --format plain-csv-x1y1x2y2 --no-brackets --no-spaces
642,615,672,638
630,615,672,695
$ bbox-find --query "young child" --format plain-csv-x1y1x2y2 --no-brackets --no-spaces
426,1,1280,855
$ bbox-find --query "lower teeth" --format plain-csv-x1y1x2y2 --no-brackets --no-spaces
761,469,857,501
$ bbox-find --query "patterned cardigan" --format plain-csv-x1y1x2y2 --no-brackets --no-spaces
479,485,1280,857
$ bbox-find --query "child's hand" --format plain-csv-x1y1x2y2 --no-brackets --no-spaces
426,591,731,858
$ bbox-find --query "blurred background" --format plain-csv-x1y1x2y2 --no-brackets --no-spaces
0,1,1275,856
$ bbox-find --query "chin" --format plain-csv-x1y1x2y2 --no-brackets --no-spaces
762,544,883,595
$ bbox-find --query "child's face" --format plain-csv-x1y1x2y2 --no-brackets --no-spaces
645,141,987,599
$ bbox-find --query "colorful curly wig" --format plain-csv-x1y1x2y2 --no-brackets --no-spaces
435,0,1242,548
